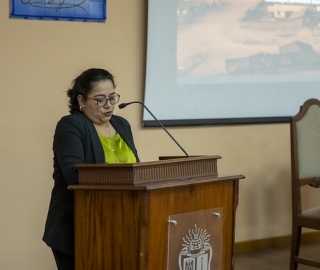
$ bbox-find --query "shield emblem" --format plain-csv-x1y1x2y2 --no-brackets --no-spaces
179,225,212,270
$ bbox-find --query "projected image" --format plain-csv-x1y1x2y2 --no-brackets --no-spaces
177,0,320,77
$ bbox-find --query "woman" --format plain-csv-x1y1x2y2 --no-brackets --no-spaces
42,68,139,270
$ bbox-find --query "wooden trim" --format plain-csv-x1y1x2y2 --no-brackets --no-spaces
234,231,320,253
75,156,222,185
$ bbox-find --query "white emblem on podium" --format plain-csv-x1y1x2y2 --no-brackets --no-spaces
178,224,212,270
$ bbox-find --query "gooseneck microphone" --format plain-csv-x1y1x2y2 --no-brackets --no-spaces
119,101,189,157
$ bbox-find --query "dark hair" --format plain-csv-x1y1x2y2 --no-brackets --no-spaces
67,68,116,114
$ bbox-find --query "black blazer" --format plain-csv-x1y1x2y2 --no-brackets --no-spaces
42,112,139,255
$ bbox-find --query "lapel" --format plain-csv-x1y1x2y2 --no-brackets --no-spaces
110,116,139,162
80,113,105,163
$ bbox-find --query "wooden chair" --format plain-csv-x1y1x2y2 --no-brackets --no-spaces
290,98,320,269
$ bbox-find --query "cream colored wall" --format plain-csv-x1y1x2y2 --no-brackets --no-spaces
0,1,319,270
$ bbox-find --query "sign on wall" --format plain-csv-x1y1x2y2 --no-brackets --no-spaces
10,0,106,22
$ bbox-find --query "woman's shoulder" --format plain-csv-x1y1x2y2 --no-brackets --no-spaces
58,112,87,122
56,112,89,131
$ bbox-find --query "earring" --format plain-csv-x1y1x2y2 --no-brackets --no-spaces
79,104,84,111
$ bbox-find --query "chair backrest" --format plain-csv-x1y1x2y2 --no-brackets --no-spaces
290,98,320,213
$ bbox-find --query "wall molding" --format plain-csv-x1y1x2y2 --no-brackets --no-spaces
235,231,320,253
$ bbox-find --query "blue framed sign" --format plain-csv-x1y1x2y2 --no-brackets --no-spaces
10,0,106,22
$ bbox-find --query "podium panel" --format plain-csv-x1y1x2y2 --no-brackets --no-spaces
168,208,223,270
69,156,245,270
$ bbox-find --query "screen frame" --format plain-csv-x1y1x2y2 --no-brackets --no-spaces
143,0,320,126
143,116,290,127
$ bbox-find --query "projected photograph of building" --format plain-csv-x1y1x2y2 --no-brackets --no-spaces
177,0,320,77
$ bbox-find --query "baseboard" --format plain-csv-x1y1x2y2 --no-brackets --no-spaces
234,231,320,253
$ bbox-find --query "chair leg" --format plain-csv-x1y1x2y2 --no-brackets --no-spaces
290,225,301,270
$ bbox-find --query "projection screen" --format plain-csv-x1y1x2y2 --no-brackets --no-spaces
143,0,320,126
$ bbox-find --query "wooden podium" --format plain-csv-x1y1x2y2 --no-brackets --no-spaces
69,156,244,270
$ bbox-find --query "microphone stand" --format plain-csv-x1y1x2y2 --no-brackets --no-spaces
119,101,189,158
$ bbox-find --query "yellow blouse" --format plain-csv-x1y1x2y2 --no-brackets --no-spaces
97,133,136,163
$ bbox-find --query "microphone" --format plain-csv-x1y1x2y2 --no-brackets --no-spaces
119,101,189,157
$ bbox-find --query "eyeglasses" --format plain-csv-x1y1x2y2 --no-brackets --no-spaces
87,93,120,107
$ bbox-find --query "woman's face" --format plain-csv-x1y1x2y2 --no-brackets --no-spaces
78,80,116,125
